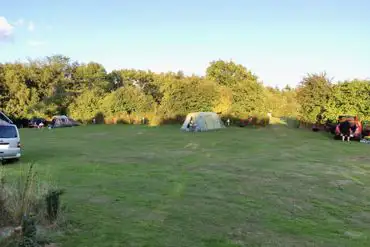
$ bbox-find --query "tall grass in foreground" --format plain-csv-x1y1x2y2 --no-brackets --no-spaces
0,164,65,247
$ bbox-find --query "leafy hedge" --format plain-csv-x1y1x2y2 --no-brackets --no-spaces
1,56,369,126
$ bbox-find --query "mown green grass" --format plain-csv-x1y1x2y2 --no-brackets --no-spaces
4,124,370,247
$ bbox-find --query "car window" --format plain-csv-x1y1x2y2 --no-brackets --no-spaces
0,126,18,138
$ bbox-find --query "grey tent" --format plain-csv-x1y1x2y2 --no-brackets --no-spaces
51,115,80,128
181,112,225,132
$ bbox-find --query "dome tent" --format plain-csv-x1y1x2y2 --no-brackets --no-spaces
50,115,80,128
181,112,225,132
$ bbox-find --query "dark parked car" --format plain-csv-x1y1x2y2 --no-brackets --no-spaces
28,118,47,128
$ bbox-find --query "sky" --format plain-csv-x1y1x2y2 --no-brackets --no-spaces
1,0,370,87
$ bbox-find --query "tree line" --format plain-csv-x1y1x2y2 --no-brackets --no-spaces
0,55,369,126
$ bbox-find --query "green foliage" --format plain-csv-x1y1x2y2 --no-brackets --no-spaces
1,56,368,124
296,73,332,123
73,62,109,91
325,80,370,121
45,189,64,223
159,77,218,117
102,86,155,117
264,87,299,117
206,60,257,86
213,86,233,115
0,165,64,247
230,80,266,117
297,73,370,123
281,88,300,117
68,88,106,123
0,63,40,118
107,69,161,102
0,65,9,110
20,215,37,247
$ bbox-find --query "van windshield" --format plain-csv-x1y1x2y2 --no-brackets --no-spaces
0,126,18,138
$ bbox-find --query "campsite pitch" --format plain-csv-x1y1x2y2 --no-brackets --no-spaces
5,125,370,246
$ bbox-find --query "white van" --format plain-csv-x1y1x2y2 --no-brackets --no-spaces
0,121,21,161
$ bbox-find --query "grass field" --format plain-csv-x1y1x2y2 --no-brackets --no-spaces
4,124,370,247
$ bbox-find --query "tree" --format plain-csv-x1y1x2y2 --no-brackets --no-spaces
283,84,293,92
281,88,299,117
159,76,218,117
213,86,233,115
206,60,269,118
26,55,77,116
0,64,9,110
101,86,155,117
231,80,266,117
264,87,285,117
325,80,370,121
262,86,299,117
107,69,162,103
0,63,40,118
296,73,332,123
206,60,258,86
1,54,369,125
68,88,106,122
73,62,109,91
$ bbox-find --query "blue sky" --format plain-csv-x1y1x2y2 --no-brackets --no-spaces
1,0,370,87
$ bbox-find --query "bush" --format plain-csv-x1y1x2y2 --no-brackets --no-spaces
68,89,106,123
283,117,300,128
148,115,163,126
0,164,65,247
101,86,155,118
251,115,270,127
146,112,163,126
102,112,153,125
